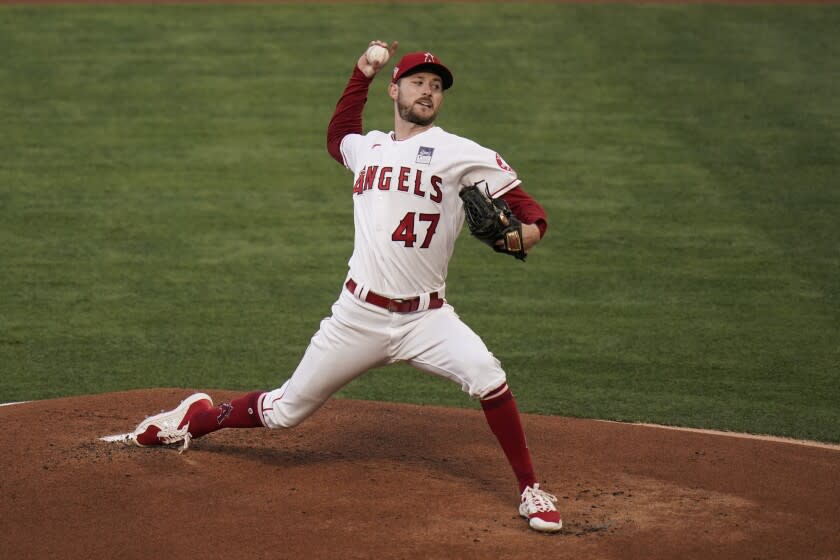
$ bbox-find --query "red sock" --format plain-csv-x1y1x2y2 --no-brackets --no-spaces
481,384,538,494
187,391,265,438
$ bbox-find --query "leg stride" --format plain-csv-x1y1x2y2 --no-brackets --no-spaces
480,383,562,533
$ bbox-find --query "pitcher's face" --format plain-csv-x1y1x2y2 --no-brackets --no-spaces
390,72,445,126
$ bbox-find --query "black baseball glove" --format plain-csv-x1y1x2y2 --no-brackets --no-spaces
459,182,527,261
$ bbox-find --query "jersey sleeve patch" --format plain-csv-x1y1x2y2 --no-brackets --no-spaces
495,153,514,172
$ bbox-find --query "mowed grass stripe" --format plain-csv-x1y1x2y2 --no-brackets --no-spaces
0,4,838,441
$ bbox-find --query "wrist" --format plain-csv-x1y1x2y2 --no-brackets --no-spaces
522,223,541,252
353,64,376,81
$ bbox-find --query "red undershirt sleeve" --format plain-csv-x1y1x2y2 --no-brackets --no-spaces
326,66,374,166
500,187,548,238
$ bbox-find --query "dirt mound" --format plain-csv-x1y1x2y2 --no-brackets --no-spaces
1,389,838,559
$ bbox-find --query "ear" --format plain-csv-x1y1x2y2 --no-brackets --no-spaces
388,81,399,101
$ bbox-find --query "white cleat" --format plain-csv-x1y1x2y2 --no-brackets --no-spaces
519,483,563,533
132,393,213,452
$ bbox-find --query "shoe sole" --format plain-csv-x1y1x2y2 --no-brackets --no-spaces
133,393,213,447
519,506,563,533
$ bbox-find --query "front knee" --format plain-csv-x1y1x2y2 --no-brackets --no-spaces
458,356,506,399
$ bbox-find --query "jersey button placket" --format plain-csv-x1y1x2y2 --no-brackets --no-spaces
375,194,383,232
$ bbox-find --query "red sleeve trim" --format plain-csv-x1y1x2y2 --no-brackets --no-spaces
488,178,522,198
500,186,548,238
326,66,374,166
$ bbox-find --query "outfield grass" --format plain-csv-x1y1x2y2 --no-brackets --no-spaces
1,3,838,441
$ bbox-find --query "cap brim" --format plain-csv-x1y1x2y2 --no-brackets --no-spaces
400,63,454,90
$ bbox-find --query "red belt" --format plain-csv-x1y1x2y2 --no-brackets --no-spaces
345,279,444,313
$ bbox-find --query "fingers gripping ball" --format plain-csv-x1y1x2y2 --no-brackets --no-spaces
365,44,390,66
459,183,527,261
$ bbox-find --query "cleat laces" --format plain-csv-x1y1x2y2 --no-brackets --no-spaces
522,484,558,514
178,432,192,454
156,425,189,445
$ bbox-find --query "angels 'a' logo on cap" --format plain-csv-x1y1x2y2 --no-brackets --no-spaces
424,52,436,63
495,153,513,172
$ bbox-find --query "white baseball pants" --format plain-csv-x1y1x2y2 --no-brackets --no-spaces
260,286,507,428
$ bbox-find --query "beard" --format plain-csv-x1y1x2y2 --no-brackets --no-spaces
396,92,437,126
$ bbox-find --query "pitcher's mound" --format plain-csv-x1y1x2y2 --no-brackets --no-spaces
1,389,838,559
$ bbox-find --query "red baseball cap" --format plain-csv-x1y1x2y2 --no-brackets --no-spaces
391,51,454,90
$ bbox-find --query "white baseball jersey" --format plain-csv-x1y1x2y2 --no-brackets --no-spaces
340,125,521,298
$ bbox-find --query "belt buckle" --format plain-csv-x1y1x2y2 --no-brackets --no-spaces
387,298,406,313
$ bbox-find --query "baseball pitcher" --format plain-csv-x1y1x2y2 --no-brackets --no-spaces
121,40,561,533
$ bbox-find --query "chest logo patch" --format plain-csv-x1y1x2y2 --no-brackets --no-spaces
416,146,435,165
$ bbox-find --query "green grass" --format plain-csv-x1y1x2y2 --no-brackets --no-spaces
1,4,839,442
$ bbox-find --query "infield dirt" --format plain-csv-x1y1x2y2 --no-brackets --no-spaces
1,389,839,559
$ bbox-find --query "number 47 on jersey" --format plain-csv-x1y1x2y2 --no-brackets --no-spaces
392,212,440,248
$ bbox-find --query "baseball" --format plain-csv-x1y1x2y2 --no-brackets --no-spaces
365,44,390,66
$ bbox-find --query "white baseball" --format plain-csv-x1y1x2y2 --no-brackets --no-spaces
365,44,389,66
